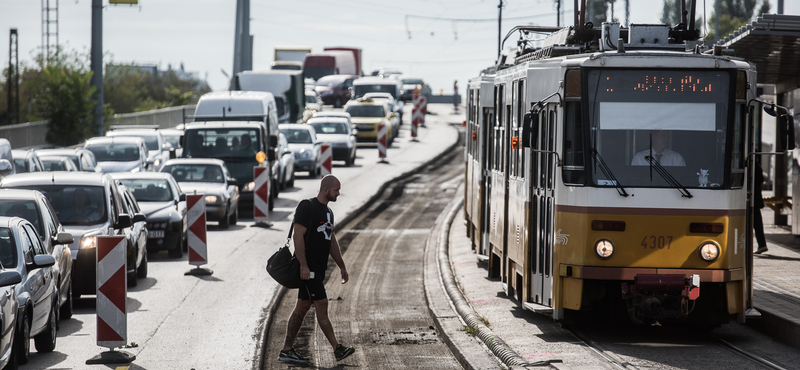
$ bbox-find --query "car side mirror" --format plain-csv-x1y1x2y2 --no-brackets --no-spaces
283,148,292,155
0,270,21,287
521,112,538,148
30,254,56,269
179,193,187,201
352,129,358,136
227,178,239,187
133,213,147,223
116,214,132,229
53,232,74,245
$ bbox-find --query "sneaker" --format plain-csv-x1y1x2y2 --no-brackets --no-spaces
278,348,309,363
334,344,355,361
755,246,768,254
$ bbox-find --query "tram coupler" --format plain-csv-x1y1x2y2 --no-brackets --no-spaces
621,274,700,322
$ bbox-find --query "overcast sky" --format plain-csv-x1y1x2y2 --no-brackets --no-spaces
2,0,799,94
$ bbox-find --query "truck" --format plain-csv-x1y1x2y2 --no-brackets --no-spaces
323,47,362,76
274,46,311,63
302,51,356,81
235,70,305,124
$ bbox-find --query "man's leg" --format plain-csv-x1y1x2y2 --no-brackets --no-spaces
283,299,312,351
312,298,339,349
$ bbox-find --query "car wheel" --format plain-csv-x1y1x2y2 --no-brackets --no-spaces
288,171,295,188
15,312,30,364
137,249,148,278
5,338,18,369
269,181,276,211
34,303,57,353
127,269,138,287
231,207,238,225
220,204,230,229
169,241,184,258
60,280,73,320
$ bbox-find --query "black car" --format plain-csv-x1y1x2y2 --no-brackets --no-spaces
112,172,187,258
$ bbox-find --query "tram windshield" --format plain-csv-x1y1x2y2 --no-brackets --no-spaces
586,69,734,189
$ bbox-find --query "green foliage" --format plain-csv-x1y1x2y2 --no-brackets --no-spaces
705,0,769,40
40,65,97,146
104,64,211,114
660,0,703,27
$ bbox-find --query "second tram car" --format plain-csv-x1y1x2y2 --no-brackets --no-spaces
464,22,794,326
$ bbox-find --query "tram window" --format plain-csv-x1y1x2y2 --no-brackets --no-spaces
730,104,746,188
563,101,585,185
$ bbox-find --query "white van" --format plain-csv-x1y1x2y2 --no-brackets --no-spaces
194,91,280,141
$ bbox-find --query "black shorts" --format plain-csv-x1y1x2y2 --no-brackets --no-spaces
298,272,326,301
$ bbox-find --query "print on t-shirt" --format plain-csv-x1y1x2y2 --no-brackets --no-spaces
317,213,333,240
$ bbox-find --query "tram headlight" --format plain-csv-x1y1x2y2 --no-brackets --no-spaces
594,239,614,259
698,242,720,262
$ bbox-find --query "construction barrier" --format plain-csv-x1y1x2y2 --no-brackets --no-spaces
377,122,388,161
419,95,427,126
254,167,269,221
411,92,421,139
187,194,208,266
320,143,332,178
96,236,127,348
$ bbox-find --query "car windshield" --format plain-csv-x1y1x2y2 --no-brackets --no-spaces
13,185,108,226
183,128,261,159
585,69,734,189
40,157,68,171
355,84,397,99
0,200,42,236
0,228,18,268
162,134,181,149
114,134,159,151
13,158,30,173
306,95,317,104
346,105,385,118
86,143,140,162
281,129,314,144
402,78,423,85
118,179,173,202
163,164,224,183
309,121,348,135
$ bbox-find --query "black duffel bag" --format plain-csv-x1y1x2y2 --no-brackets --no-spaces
267,225,302,288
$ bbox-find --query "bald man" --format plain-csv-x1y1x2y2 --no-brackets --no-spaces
279,175,355,363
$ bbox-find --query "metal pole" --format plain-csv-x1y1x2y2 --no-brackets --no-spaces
714,0,720,41
91,0,104,136
778,0,784,14
556,0,561,27
232,0,243,87
497,0,502,58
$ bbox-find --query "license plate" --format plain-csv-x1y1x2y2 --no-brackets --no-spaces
357,125,372,131
148,230,165,238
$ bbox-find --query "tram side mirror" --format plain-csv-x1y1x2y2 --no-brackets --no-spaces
521,112,538,148
780,115,796,151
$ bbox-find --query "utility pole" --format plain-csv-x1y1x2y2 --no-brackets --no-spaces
714,0,720,41
41,0,59,62
8,29,19,125
778,0,784,14
556,0,561,27
91,0,103,135
497,0,503,58
232,0,253,88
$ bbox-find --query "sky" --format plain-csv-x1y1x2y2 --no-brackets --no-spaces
2,0,799,95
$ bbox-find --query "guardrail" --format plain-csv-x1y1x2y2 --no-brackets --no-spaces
1,105,195,149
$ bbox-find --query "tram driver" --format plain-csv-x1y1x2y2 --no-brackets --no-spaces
631,130,685,167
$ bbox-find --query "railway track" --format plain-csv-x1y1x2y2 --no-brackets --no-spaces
262,124,466,369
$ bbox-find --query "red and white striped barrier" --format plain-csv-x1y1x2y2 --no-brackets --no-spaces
96,236,127,348
412,91,423,138
254,167,269,221
377,122,388,162
419,95,427,127
187,194,208,266
320,143,332,178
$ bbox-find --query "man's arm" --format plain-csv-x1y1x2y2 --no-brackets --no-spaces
293,223,311,280
329,231,349,284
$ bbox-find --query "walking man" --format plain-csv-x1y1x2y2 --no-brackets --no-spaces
279,175,355,363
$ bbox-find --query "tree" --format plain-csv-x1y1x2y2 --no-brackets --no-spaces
705,0,770,40
40,65,97,146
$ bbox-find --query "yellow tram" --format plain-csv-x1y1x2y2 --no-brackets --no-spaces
463,21,794,325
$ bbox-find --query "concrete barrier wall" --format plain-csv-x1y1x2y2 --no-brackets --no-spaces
0,105,195,149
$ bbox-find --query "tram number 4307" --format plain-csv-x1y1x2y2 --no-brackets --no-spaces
642,235,673,249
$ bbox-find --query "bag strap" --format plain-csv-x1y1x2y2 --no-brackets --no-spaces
285,223,293,247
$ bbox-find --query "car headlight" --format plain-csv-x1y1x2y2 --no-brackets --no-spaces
153,159,161,168
698,242,720,261
243,181,256,192
81,236,97,249
594,239,614,259
205,195,218,204
299,149,313,159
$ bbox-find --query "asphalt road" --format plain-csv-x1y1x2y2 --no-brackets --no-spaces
263,125,466,368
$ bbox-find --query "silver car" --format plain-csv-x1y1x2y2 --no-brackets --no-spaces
279,124,321,178
35,148,98,172
107,127,172,171
161,159,239,229
84,136,149,173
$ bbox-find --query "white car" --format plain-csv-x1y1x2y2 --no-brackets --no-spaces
84,136,149,173
303,90,323,123
279,124,321,177
278,133,295,189
307,117,357,166
106,127,172,171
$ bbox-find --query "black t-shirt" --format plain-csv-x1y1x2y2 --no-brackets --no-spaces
293,198,334,272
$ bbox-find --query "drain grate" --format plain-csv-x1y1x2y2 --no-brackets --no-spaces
372,328,440,345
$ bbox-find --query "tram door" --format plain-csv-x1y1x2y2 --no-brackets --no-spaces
480,107,494,256
530,104,557,306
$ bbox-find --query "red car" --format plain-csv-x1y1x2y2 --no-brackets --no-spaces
313,75,358,108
